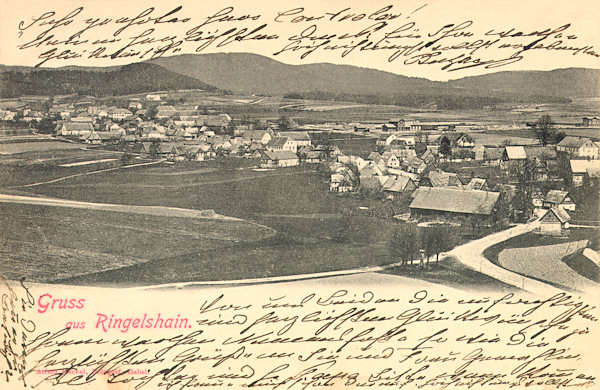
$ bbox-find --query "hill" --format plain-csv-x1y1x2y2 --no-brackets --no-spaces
148,53,446,97
148,53,599,99
447,68,600,98
0,63,217,98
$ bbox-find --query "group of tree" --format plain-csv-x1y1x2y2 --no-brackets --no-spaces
531,115,567,146
389,223,457,268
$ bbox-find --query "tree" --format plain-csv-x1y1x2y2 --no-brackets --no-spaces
555,131,567,144
149,140,160,159
277,115,296,131
415,141,427,156
439,136,452,157
427,224,457,263
532,115,556,146
146,106,158,120
420,227,436,268
35,117,55,134
389,224,421,266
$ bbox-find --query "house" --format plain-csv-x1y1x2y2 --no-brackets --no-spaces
537,207,571,236
122,134,140,143
242,130,272,145
483,147,503,166
455,134,475,148
359,162,385,189
0,110,17,121
524,146,557,161
381,152,400,168
146,94,161,101
382,176,417,199
465,178,488,191
419,170,463,188
410,187,500,223
277,131,311,147
582,117,600,127
420,149,436,164
381,123,396,132
543,190,576,211
388,119,406,131
156,106,178,119
569,159,600,186
146,128,167,140
377,134,397,147
196,114,232,128
84,131,102,144
128,101,143,111
405,157,427,174
108,108,133,121
157,142,181,159
557,136,599,158
97,132,121,143
302,151,322,164
502,146,527,162
266,137,297,153
57,122,94,136
330,173,354,193
260,150,299,168
71,112,93,123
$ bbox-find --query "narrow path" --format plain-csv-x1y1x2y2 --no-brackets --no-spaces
13,159,166,188
128,260,408,290
0,193,241,221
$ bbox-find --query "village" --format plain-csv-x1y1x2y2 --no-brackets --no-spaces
0,89,599,290
1,92,598,239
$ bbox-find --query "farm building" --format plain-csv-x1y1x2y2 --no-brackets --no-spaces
260,150,299,168
330,173,354,193
537,207,571,236
543,190,576,211
277,131,311,147
382,176,417,199
570,160,600,186
409,187,500,223
56,122,94,136
557,136,599,159
582,117,600,127
419,170,463,188
501,146,527,168
266,137,297,153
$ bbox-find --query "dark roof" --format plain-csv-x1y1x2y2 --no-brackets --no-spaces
544,190,569,204
410,187,500,215
425,170,458,187
541,207,571,224
278,131,310,141
382,176,414,192
267,137,290,147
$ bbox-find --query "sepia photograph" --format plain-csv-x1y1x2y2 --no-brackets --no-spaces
1,0,599,388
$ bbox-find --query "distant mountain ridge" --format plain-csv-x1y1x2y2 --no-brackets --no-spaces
0,63,216,98
148,53,600,99
1,53,598,101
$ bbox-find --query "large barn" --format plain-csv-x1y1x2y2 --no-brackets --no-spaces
409,187,500,224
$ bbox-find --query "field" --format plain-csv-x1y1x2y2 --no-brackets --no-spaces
0,140,83,154
0,150,497,287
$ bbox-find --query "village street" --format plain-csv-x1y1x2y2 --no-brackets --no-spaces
446,221,566,295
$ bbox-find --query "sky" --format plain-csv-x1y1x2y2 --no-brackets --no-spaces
1,0,599,81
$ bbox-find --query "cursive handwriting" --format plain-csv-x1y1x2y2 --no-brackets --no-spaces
11,3,599,71
11,287,597,389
